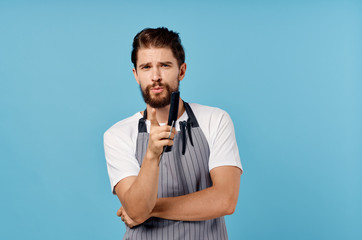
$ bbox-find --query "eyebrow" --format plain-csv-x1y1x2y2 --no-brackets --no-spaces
138,63,149,69
138,61,174,69
160,61,173,65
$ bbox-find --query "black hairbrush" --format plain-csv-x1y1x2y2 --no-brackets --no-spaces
164,91,179,152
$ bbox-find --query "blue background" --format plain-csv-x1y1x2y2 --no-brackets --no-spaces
1,0,361,239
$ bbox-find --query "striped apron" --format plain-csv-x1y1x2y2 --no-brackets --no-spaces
123,102,228,240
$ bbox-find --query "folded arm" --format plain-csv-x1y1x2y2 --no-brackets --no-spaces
114,153,159,224
119,166,242,226
151,166,242,221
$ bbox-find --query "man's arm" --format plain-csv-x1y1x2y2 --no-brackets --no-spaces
114,108,176,224
119,165,241,227
117,109,242,226
151,166,242,221
149,110,243,221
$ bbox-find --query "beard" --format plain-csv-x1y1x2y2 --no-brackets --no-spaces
140,81,179,108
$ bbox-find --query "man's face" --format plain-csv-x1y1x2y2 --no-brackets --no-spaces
133,47,186,108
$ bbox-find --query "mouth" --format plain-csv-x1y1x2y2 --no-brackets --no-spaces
151,86,164,94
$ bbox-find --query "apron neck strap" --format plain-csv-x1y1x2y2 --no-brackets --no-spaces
183,102,199,127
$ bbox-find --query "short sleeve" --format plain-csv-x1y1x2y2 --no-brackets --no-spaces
104,131,140,194
208,111,243,173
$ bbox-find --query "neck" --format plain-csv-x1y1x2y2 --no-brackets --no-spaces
145,98,185,123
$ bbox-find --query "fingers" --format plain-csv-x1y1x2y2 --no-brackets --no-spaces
156,129,176,140
117,206,137,228
149,108,160,127
150,127,177,149
123,214,135,228
157,125,175,133
149,125,177,140
147,111,178,157
158,139,174,147
116,206,123,217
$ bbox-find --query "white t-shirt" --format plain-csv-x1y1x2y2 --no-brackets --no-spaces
104,103,243,193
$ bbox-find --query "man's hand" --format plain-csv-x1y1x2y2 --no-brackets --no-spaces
117,206,141,228
113,108,177,223
146,108,177,160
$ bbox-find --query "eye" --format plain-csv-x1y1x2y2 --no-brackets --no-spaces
142,65,150,69
161,64,169,67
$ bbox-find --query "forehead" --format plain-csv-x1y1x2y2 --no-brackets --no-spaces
137,47,177,64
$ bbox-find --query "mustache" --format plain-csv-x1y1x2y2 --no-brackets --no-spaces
145,83,165,90
151,83,164,87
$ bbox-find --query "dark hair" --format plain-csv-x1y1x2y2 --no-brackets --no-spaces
131,27,185,69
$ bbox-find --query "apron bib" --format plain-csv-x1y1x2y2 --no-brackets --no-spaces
124,102,228,240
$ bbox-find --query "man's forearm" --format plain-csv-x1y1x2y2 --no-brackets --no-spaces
122,152,159,223
151,185,236,221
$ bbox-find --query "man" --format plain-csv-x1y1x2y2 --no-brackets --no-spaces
104,27,243,239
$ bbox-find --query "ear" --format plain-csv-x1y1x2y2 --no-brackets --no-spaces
133,68,140,85
178,63,187,81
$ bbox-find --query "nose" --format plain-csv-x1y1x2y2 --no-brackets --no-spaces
151,67,161,82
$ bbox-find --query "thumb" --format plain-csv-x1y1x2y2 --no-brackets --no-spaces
149,108,160,127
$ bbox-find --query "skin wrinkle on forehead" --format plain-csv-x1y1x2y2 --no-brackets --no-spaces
136,47,179,69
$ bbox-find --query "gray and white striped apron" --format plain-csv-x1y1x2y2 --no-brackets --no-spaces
123,102,228,240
